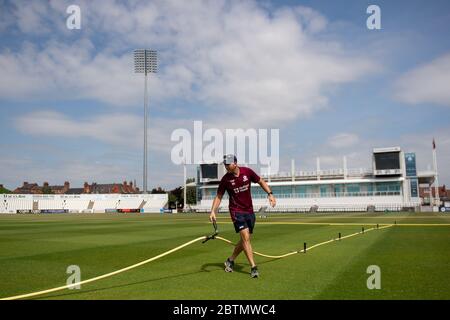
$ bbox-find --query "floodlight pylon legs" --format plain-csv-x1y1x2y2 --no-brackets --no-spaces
143,72,148,194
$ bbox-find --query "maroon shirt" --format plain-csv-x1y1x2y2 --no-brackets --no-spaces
217,166,261,221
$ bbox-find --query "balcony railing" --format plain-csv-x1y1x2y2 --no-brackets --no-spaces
201,191,401,201
259,168,373,179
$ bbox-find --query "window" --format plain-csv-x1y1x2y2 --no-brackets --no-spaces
334,184,343,196
320,185,328,196
347,184,360,193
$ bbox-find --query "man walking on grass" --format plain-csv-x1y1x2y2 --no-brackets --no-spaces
209,154,276,278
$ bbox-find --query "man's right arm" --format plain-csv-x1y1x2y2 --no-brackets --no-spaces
209,193,223,222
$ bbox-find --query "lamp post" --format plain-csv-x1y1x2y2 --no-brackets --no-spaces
184,160,187,212
134,49,157,194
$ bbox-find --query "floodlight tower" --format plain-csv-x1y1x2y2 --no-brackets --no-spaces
134,49,157,194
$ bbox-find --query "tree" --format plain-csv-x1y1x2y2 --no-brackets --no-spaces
164,179,198,209
0,185,11,194
42,186,54,194
151,187,166,194
168,186,183,209
168,193,178,208
186,186,197,205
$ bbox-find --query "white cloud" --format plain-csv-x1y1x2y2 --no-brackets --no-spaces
15,110,143,147
14,1,51,34
327,133,359,148
0,0,378,126
1,1,391,189
14,109,198,154
0,40,152,106
394,52,450,107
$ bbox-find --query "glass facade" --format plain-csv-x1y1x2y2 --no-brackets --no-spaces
347,184,360,194
375,182,400,192
202,180,402,200
410,179,418,197
334,184,343,195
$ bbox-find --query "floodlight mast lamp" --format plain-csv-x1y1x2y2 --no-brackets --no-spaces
134,49,157,194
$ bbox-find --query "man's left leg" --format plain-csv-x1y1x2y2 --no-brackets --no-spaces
240,228,259,278
239,228,256,268
225,213,246,271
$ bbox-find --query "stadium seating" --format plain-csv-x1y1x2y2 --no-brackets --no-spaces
62,199,91,211
3,197,33,212
1,192,417,214
1,194,168,214
192,194,416,213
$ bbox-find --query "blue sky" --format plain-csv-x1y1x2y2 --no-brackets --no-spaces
1,0,449,191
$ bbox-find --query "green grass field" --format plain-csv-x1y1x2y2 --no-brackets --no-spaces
0,212,449,300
